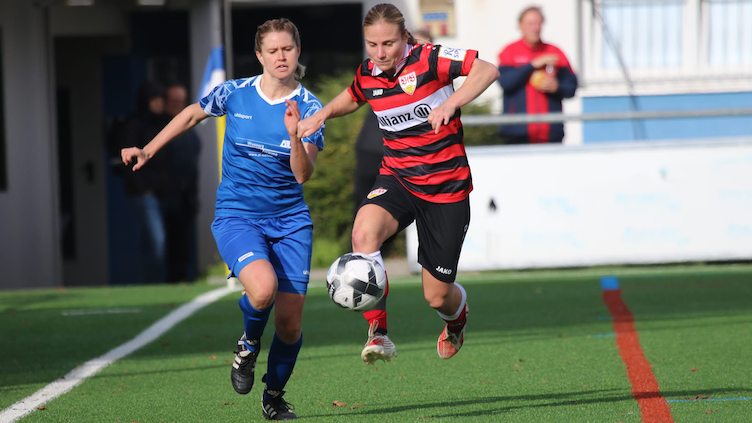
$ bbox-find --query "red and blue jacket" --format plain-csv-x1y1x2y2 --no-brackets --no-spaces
497,39,577,143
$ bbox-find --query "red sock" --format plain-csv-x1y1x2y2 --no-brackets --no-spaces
363,277,389,331
445,303,467,332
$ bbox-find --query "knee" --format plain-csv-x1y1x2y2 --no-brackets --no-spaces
274,317,302,343
351,226,379,252
424,290,449,310
247,286,276,310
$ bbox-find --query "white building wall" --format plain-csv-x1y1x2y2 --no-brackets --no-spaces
0,1,61,289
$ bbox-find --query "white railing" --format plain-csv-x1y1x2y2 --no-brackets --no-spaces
461,108,752,126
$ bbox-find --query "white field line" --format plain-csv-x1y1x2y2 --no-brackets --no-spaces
61,308,142,316
0,285,240,423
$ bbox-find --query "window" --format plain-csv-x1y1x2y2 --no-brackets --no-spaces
582,0,752,88
0,29,6,192
600,1,683,70
706,0,752,67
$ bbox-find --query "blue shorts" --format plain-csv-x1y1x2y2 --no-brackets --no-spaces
211,212,313,295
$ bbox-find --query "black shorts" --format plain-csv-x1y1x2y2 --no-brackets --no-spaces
360,174,470,283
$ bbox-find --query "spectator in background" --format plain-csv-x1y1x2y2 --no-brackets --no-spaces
497,6,577,144
116,82,172,283
352,29,432,256
162,83,201,282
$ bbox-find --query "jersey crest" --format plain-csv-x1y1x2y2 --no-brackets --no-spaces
367,188,388,199
398,72,417,95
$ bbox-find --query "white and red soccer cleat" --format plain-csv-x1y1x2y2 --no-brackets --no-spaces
361,321,397,364
437,304,468,359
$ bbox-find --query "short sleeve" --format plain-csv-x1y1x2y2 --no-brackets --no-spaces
199,80,233,117
301,99,325,151
430,45,479,84
348,66,367,103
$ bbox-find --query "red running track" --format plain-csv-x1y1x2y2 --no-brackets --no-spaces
601,278,675,423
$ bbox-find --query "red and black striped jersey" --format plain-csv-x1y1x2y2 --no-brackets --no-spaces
348,43,478,203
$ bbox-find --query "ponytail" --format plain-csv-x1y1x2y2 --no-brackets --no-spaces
406,31,417,45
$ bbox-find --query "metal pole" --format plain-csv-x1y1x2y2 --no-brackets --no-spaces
223,0,234,79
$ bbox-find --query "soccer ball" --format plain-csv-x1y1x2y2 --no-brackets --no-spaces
326,253,387,311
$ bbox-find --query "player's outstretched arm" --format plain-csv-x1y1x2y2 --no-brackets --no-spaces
297,89,363,139
427,58,500,134
285,99,318,184
121,103,209,171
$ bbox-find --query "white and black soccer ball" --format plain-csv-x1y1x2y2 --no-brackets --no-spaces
326,253,387,311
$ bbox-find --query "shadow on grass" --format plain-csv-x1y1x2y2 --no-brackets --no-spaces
305,388,752,419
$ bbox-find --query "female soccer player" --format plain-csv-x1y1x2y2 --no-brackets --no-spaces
298,3,499,364
122,18,323,420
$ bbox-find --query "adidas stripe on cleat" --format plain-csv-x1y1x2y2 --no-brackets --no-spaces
261,375,297,420
231,335,259,395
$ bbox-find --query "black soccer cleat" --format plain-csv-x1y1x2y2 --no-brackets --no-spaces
261,375,297,420
230,335,259,395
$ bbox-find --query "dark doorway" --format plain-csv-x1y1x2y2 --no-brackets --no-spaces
103,11,193,285
53,11,193,286
231,3,363,85
55,36,129,287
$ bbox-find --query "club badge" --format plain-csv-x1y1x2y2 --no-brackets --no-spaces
398,72,417,95
367,188,388,199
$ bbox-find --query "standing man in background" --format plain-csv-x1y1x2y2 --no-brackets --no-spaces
115,82,171,284
163,83,202,282
497,5,577,144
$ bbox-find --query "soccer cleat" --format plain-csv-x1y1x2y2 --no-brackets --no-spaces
231,334,259,395
437,304,468,359
261,375,298,420
360,320,397,364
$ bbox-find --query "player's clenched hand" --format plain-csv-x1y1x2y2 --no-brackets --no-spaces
121,147,149,171
427,103,457,134
284,99,301,139
297,113,324,139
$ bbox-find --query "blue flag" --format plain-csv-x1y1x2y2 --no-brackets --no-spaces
197,46,226,102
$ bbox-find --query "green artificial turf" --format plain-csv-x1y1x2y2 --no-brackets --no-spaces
2,264,751,422
0,283,217,411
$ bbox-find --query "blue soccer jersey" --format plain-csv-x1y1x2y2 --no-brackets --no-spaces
200,76,324,218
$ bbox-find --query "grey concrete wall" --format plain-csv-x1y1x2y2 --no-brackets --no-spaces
0,1,61,289
190,0,223,273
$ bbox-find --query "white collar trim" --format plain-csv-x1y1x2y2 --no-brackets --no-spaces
252,75,301,105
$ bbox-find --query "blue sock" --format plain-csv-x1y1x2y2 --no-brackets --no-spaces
264,333,302,398
238,294,272,353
